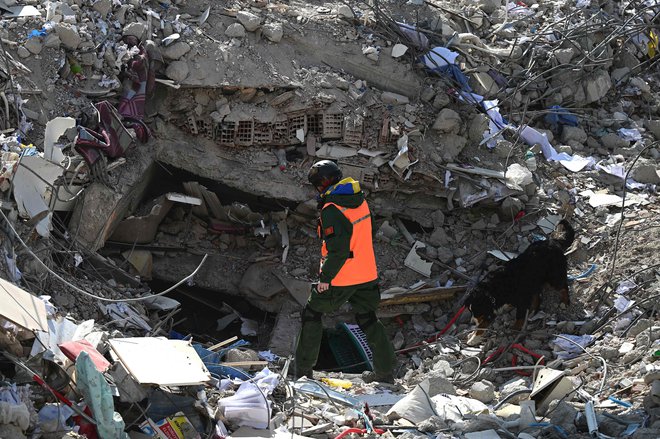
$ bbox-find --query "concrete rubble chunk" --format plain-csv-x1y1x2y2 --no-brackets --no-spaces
55,23,81,50
24,38,42,55
337,4,355,19
381,92,410,105
469,380,495,403
548,400,578,434
92,0,112,16
645,119,660,139
433,108,461,133
479,0,502,14
237,11,261,32
561,126,587,144
263,22,283,43
165,60,190,82
631,159,660,184
163,42,191,60
225,23,247,38
391,43,408,58
601,132,628,149
583,70,612,103
439,133,468,161
123,21,147,40
17,46,30,58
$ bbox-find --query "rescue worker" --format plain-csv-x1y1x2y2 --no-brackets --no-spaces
294,160,396,383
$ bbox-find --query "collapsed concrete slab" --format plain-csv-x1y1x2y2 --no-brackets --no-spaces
68,147,157,252
156,138,311,203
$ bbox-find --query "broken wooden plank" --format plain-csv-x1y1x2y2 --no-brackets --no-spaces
379,285,466,307
219,361,268,367
209,336,238,351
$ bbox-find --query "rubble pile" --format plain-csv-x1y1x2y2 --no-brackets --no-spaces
0,0,660,437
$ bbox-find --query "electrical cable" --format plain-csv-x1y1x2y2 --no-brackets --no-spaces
0,206,208,302
552,334,607,395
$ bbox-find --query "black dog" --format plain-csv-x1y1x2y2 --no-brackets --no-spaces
465,220,575,341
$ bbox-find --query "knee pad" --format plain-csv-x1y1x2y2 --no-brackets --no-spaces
301,306,322,323
356,311,378,330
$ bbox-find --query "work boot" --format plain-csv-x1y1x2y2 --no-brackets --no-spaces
361,370,394,384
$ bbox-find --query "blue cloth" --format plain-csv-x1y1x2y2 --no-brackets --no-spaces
545,106,578,130
28,29,47,38
193,341,251,380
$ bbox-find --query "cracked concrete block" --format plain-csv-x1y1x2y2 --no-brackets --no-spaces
601,132,628,149
631,159,660,184
432,92,451,109
432,108,461,133
44,34,61,48
470,71,498,96
468,114,489,142
55,23,81,50
439,133,467,161
469,380,495,403
225,348,259,363
645,119,660,139
69,183,124,251
554,48,575,64
548,401,577,434
17,46,30,58
123,21,147,39
479,0,501,14
92,0,112,16
583,70,611,104
225,23,246,38
337,4,355,18
263,22,283,42
381,91,409,105
237,11,261,32
426,375,456,397
163,41,191,60
24,38,42,55
561,126,587,143
165,60,189,82
499,197,524,220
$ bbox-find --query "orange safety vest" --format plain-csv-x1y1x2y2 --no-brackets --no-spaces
318,200,378,286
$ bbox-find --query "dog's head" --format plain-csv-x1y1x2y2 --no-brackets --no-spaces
465,289,496,346
465,287,496,327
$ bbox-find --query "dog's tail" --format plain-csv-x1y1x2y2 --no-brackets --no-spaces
553,219,575,251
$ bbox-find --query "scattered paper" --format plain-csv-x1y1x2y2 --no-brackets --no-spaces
617,128,642,141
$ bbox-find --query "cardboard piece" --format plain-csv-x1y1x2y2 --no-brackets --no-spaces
404,241,433,277
530,367,575,413
0,277,48,332
44,117,75,164
108,337,211,386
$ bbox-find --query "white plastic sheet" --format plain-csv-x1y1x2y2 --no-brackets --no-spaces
217,368,280,429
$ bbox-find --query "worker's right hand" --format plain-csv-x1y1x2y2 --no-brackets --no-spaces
317,282,330,293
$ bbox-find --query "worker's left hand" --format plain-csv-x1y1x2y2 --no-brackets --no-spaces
317,282,330,293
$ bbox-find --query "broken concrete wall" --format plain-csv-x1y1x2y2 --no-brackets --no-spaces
69,150,157,251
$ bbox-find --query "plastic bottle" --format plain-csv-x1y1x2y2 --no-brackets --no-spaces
525,150,537,171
